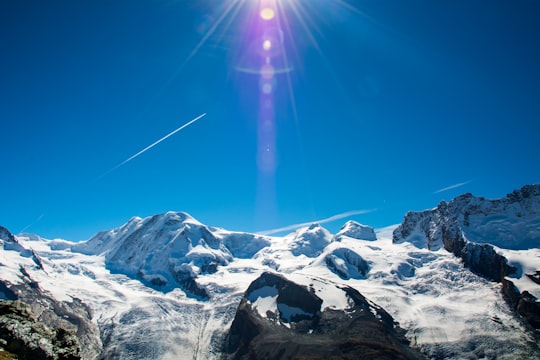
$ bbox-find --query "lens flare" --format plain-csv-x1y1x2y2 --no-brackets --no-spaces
262,39,272,51
260,8,275,20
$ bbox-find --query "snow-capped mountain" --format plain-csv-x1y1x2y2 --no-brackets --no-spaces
393,184,540,329
1,184,539,359
71,212,270,298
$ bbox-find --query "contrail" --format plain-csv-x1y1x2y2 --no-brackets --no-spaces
18,213,45,234
97,113,206,180
434,180,472,194
258,209,376,236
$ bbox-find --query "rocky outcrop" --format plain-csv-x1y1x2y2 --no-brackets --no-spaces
392,184,540,329
0,226,102,359
502,279,540,329
393,184,540,251
0,226,17,244
224,272,424,360
0,300,80,360
325,248,370,279
461,243,516,282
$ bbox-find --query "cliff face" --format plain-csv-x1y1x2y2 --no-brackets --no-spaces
0,227,102,359
0,300,81,360
394,184,540,251
224,272,425,360
392,184,540,329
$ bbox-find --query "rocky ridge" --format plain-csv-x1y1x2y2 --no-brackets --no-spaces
224,272,424,360
392,184,540,328
0,229,102,359
0,300,80,360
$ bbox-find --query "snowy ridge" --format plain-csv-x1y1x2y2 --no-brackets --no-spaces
394,184,540,251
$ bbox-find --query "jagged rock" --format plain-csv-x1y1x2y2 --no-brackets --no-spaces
392,184,540,328
0,300,81,360
1,277,102,360
224,272,424,360
502,279,540,329
0,226,102,359
393,184,540,251
461,243,516,282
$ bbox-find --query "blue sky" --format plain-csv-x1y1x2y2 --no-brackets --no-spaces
2,0,539,241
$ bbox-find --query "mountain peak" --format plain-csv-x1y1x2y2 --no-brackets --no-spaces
285,223,332,257
335,220,376,241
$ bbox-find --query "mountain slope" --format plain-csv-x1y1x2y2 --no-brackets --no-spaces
0,184,539,359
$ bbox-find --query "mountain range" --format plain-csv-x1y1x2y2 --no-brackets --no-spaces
1,184,539,359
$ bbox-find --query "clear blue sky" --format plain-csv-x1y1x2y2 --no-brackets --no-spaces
2,0,539,241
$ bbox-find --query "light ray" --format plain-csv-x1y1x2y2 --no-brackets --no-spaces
147,0,243,108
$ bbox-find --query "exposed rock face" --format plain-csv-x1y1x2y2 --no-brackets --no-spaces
393,184,540,251
0,300,81,360
0,226,17,244
325,248,370,279
392,184,540,328
335,220,377,241
224,272,424,360
461,243,515,282
502,279,540,329
0,227,102,359
10,282,102,360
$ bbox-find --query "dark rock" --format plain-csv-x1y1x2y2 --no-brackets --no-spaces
325,248,370,279
0,300,81,360
526,271,540,285
0,267,102,359
224,272,425,360
461,243,516,282
172,268,210,300
502,279,540,329
0,226,17,244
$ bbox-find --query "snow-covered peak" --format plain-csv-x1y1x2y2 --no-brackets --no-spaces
335,220,377,241
284,223,333,257
71,211,271,297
